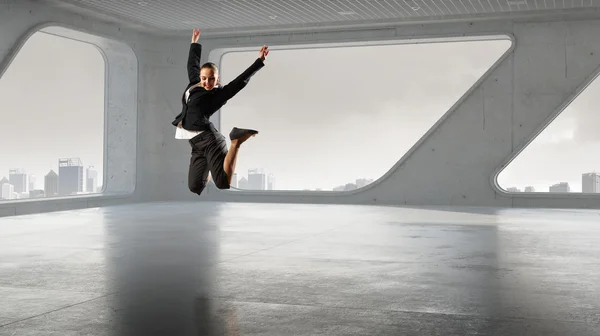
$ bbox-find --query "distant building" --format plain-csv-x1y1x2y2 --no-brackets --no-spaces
524,186,535,192
45,170,59,197
29,190,45,198
248,168,266,190
549,182,570,193
29,175,37,191
582,172,600,193
506,187,521,192
59,158,83,195
356,178,374,189
86,166,98,193
238,177,248,189
1,183,15,200
231,173,238,188
267,174,275,190
344,183,357,191
9,168,27,193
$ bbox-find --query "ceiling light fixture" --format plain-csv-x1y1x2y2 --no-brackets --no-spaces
138,1,147,6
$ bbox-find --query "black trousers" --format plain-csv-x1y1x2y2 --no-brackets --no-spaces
187,126,230,195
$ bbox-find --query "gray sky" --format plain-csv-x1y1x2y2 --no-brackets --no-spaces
0,32,104,190
2,33,597,193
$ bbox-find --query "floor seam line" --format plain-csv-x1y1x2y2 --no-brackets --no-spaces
0,292,117,328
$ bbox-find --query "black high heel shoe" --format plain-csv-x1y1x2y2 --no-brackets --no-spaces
229,127,258,140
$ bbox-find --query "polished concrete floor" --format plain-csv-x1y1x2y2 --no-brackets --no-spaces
0,201,599,335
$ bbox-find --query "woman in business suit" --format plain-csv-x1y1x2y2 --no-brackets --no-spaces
172,29,269,195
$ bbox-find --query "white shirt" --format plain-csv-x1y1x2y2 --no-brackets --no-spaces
175,85,204,139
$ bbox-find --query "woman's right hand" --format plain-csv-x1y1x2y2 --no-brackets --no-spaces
259,45,269,61
191,29,201,43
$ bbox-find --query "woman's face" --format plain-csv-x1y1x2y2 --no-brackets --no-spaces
200,68,219,90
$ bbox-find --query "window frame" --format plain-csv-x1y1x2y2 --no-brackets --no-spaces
0,23,138,207
208,34,516,195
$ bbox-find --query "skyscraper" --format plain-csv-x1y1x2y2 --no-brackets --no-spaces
248,168,266,190
86,166,98,193
582,172,600,193
9,168,27,193
45,170,59,197
58,157,83,195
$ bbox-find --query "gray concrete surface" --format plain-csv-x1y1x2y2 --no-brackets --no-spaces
0,202,599,335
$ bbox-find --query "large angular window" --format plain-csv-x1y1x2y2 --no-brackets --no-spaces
218,37,512,191
0,31,105,201
497,73,600,194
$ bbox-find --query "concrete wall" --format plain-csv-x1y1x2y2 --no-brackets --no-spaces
0,0,190,216
2,0,600,216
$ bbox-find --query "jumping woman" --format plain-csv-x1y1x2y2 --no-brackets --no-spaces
172,29,269,195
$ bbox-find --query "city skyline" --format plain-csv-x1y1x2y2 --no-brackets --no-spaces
0,156,374,196
505,171,600,193
3,161,598,195
0,162,102,191
0,157,101,200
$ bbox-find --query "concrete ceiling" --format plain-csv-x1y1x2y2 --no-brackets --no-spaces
42,0,600,35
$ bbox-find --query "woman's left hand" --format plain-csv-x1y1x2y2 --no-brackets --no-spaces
259,45,269,61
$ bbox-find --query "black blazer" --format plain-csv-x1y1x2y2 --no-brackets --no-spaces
171,43,265,132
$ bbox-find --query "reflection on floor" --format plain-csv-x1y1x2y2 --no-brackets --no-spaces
0,201,599,335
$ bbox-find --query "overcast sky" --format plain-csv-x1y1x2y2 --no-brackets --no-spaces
2,33,599,193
